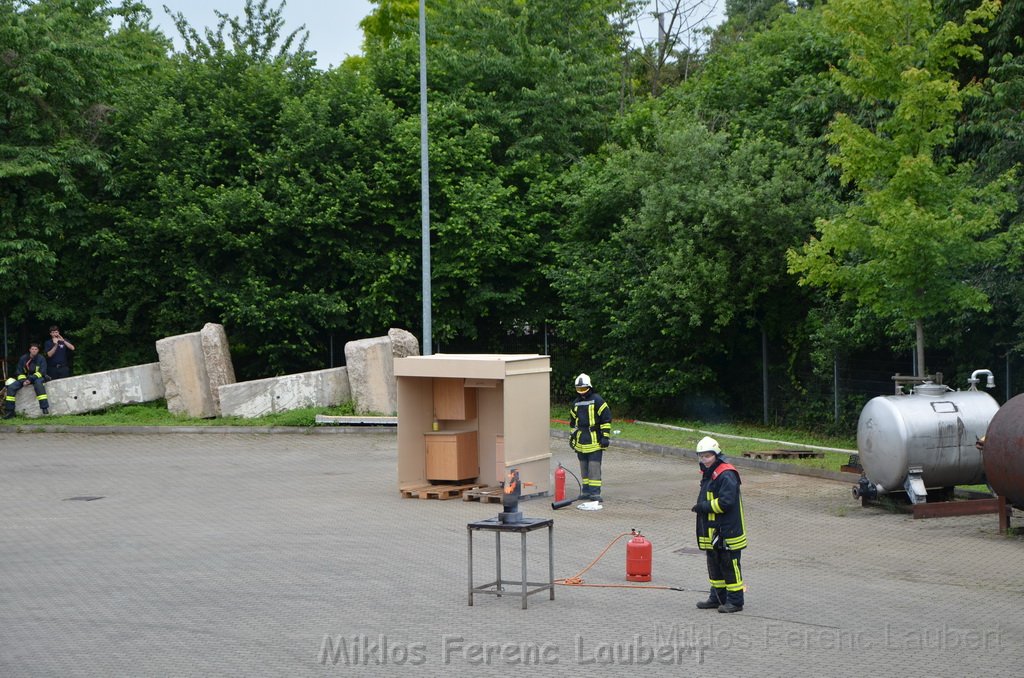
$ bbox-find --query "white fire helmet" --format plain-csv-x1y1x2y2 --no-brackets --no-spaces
696,436,722,456
574,373,592,393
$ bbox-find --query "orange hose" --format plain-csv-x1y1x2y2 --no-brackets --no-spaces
555,532,685,591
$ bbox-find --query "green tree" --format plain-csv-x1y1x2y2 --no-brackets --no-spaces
787,0,1017,376
548,5,844,414
79,0,364,374
361,0,626,349
0,0,168,368
553,116,833,411
0,1,138,320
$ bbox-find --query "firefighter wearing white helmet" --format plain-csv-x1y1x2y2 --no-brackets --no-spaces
692,436,747,613
568,373,612,503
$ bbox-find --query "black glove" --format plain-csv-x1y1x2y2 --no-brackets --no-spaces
690,504,700,513
691,501,710,513
600,437,609,449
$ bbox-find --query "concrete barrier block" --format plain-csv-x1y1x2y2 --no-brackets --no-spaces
200,322,236,413
156,323,235,418
15,363,165,417
219,367,350,418
345,336,396,415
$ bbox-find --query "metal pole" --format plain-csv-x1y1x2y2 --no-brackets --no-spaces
761,327,768,426
833,355,839,424
915,320,925,377
419,0,433,356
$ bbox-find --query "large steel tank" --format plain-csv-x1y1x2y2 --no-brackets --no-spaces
855,382,999,500
982,393,1024,509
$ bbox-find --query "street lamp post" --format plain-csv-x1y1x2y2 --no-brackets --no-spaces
419,0,432,355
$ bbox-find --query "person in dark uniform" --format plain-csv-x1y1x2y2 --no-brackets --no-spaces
44,325,76,379
4,343,50,418
692,436,747,613
569,373,612,503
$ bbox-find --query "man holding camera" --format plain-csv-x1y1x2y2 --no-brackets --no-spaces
44,326,76,379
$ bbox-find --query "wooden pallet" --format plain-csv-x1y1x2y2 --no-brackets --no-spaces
742,450,824,460
462,487,503,504
400,482,480,500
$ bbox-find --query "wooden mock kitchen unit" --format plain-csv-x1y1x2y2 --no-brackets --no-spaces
394,354,551,496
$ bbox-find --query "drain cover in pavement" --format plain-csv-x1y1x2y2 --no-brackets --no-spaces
64,496,105,501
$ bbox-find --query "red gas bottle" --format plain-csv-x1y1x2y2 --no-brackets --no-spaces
554,464,566,502
626,529,652,582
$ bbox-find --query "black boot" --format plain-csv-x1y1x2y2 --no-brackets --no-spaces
718,590,744,613
696,589,725,609
2,409,14,420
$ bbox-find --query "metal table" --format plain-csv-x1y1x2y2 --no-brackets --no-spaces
467,517,554,609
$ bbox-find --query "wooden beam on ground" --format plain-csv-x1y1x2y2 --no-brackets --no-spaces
912,498,1003,519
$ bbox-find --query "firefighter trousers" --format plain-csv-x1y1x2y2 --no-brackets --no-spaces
577,449,603,499
5,378,48,414
705,548,744,607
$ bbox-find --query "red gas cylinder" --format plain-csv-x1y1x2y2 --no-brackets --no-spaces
554,464,566,502
626,530,652,582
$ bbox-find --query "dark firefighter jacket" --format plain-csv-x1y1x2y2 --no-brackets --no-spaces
569,391,611,454
694,458,747,551
16,353,48,382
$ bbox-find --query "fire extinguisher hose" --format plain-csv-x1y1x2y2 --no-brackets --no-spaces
555,532,687,591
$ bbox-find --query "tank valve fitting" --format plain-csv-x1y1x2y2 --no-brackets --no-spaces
852,476,880,500
968,369,996,391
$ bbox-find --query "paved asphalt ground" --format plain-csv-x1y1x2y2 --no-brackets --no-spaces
1,428,1022,677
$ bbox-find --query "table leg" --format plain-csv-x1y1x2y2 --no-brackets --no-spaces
548,523,555,600
521,531,528,609
495,532,502,596
467,527,474,606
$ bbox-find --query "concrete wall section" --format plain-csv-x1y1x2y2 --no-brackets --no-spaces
219,367,350,418
15,363,165,417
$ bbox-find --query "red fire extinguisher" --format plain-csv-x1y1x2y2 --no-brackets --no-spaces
554,463,566,502
626,529,652,582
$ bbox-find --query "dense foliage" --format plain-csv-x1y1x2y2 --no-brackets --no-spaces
2,0,1021,428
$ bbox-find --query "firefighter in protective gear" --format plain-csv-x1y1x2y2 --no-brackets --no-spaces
691,436,747,613
569,373,612,502
4,343,50,418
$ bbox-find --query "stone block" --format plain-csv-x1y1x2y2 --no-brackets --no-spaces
388,328,420,358
344,336,396,415
219,367,350,418
156,323,236,418
14,363,165,417
201,323,236,413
